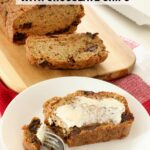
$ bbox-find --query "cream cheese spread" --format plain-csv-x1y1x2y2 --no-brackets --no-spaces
36,124,46,143
55,96,125,128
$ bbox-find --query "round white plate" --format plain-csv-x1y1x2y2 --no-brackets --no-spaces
0,77,150,150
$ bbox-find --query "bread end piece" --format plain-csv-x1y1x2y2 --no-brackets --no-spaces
22,117,41,150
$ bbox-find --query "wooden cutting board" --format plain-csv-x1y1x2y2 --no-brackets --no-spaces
0,6,136,92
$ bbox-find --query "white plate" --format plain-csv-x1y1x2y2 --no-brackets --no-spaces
0,77,150,150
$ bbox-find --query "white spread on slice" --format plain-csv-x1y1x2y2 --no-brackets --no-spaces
48,117,53,125
36,124,46,143
54,96,125,128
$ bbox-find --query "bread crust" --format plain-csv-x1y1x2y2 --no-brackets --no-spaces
26,33,108,69
22,117,41,150
43,90,134,147
0,1,84,44
66,120,133,146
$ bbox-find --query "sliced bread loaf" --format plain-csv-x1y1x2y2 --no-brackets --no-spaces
26,32,108,69
43,90,134,147
0,1,84,44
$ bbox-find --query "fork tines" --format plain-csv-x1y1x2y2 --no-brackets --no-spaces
41,128,65,150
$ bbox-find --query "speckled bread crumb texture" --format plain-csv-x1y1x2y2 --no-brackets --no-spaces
0,1,84,44
22,117,41,150
26,32,108,69
43,90,134,147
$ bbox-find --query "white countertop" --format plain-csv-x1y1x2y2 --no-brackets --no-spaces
92,5,150,84
93,5,150,51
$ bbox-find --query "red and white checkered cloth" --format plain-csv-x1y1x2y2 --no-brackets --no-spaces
0,39,150,117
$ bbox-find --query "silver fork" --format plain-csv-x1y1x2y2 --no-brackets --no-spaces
41,128,65,150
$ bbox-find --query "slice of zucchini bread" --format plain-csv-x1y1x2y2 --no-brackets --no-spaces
22,117,42,150
26,32,108,69
43,90,134,147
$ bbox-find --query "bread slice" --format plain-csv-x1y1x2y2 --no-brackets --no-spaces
22,91,134,149
22,117,42,150
43,90,134,147
26,32,108,69
0,1,84,44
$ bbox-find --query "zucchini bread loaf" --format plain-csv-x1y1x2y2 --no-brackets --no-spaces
43,90,134,147
22,118,42,150
0,0,84,44
26,32,108,69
